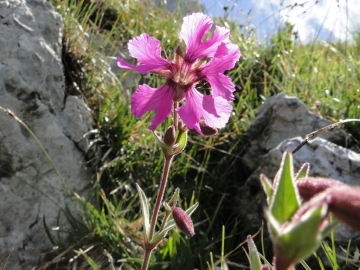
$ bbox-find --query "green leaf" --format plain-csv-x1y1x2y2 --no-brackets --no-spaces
247,235,262,270
270,151,301,223
295,162,310,180
81,251,101,270
150,202,198,244
135,183,150,241
260,174,273,205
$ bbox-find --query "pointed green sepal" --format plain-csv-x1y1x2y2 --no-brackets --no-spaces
152,132,174,156
260,174,273,205
295,162,310,180
135,183,150,241
247,235,262,270
173,130,187,155
167,187,180,208
270,151,301,223
265,209,281,238
150,202,198,244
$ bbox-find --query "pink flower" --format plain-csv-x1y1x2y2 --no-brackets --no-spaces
117,13,240,135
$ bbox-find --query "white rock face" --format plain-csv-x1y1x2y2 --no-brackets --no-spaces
0,0,91,268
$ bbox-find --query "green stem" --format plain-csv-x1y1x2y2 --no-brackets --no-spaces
141,155,173,270
173,102,178,128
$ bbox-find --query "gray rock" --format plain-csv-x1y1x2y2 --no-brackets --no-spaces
237,93,360,244
243,92,346,172
0,0,92,268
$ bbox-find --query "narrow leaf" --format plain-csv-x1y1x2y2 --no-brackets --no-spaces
81,252,101,270
247,235,262,270
135,183,150,240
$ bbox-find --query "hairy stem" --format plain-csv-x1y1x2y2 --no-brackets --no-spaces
141,250,152,270
149,156,173,239
141,155,173,270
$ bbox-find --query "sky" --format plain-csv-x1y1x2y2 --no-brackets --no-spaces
199,0,358,43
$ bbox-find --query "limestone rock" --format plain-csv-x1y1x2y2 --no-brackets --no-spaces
0,0,92,268
243,92,346,172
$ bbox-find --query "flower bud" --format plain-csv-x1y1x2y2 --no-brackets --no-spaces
296,177,345,201
189,121,218,136
171,207,195,237
163,125,176,146
324,186,360,232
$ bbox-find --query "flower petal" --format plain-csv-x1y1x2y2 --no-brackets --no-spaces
177,89,232,135
202,93,232,129
205,73,235,101
203,43,241,73
180,13,230,63
117,33,169,74
201,43,240,100
131,84,174,130
180,13,212,62
201,26,231,57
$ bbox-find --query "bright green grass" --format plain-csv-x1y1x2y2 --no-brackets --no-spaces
42,0,360,269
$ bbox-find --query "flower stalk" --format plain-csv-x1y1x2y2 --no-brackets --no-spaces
149,156,173,240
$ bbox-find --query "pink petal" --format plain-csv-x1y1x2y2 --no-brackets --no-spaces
206,73,235,101
177,89,232,135
117,33,169,74
180,13,212,62
201,43,240,100
180,13,230,62
203,43,241,73
131,84,174,130
183,21,231,62
213,42,229,58
202,93,232,129
201,26,231,56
